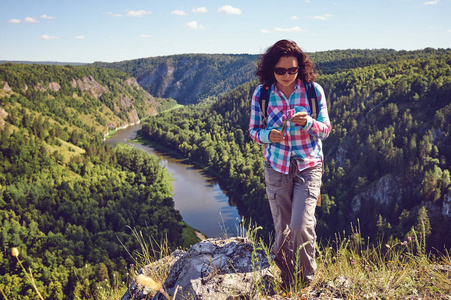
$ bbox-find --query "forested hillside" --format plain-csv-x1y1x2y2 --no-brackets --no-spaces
0,64,198,299
91,48,451,107
140,48,451,251
310,48,451,74
92,54,258,105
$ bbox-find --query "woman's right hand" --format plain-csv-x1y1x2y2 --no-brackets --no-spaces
269,129,285,143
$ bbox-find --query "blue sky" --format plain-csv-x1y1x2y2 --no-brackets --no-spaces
1,0,450,63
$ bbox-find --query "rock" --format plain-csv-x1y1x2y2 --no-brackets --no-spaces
443,190,451,217
121,249,185,300
0,107,7,129
121,237,273,300
1,81,12,92
48,82,61,91
351,174,402,213
70,76,109,98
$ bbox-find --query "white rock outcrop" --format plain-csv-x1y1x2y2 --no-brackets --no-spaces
121,237,273,300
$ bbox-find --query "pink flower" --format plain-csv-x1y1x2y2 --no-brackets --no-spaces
281,109,296,131
286,109,295,120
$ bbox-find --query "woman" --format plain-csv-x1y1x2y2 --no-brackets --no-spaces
249,40,331,287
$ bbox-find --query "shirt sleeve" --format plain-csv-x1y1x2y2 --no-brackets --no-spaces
249,85,273,144
302,83,331,140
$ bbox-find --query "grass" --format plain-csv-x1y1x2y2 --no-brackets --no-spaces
46,138,86,163
7,221,450,300
116,220,451,300
311,223,451,299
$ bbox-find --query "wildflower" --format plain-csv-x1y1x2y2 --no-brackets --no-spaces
402,241,408,245
407,236,412,242
281,109,296,132
385,244,391,249
11,247,19,257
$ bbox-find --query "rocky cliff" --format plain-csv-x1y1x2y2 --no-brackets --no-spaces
0,64,158,133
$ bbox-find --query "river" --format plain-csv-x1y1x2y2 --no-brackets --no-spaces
104,124,241,238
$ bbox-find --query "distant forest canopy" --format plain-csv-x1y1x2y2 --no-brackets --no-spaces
0,47,450,299
139,47,451,251
0,63,198,299
91,48,451,105
0,60,86,66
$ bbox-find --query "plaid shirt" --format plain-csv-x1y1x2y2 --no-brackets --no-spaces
249,79,331,174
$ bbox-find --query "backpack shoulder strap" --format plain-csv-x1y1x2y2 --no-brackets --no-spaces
305,82,319,120
259,85,270,123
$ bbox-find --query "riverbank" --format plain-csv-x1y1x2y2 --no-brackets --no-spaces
132,129,245,224
105,123,241,238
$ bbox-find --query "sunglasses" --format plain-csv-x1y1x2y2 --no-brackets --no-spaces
274,67,299,75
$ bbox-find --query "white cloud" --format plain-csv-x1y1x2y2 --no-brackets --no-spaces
39,35,60,40
40,14,55,19
8,19,21,24
291,16,299,20
172,10,187,16
307,13,333,20
261,29,271,34
140,34,152,38
305,0,312,3
127,10,152,17
275,26,306,32
217,5,242,15
105,12,122,17
192,7,208,13
424,0,439,4
75,35,85,39
185,21,204,29
25,17,39,24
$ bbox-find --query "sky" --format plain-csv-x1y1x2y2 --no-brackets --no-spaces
1,0,450,63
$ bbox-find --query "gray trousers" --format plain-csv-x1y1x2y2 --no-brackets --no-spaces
264,159,322,282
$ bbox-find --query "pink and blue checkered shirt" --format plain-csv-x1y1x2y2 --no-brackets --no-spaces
249,79,331,174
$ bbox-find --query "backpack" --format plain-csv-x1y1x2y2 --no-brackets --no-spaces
259,82,319,125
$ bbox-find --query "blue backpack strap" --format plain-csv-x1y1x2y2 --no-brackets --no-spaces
305,82,319,119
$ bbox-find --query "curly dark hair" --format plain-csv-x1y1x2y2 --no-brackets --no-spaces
256,39,318,86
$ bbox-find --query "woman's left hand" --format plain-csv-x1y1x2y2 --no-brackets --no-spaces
290,112,308,127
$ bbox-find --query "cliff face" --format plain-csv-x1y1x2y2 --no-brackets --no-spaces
93,54,258,105
69,75,157,126
352,175,451,219
351,174,400,214
1,64,158,131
